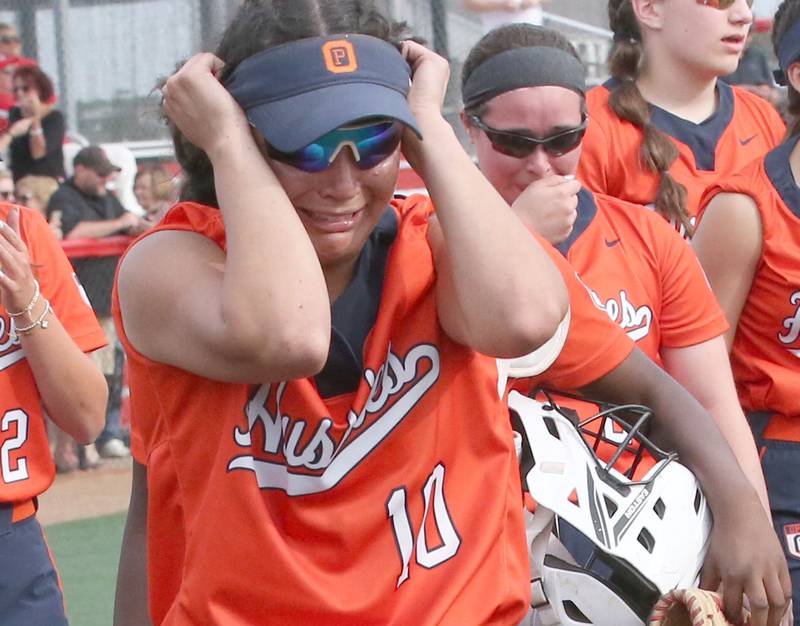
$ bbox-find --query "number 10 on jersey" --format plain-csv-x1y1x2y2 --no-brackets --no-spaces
386,463,461,588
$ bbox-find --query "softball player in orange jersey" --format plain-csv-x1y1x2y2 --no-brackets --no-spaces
694,3,800,618
0,203,107,625
111,2,572,624
578,0,784,238
461,22,791,625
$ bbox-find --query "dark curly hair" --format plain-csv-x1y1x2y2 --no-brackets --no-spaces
167,0,410,207
13,65,55,103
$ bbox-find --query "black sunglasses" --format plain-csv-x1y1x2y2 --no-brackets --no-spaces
468,114,588,158
0,35,19,44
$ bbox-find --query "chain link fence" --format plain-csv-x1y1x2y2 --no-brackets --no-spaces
0,0,241,151
2,0,784,149
0,0,618,150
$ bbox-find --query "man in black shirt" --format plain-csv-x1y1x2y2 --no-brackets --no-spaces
49,146,148,244
48,145,152,460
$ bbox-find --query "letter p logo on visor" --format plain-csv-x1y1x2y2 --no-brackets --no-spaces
323,40,358,74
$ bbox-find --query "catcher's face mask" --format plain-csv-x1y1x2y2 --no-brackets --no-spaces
510,389,712,625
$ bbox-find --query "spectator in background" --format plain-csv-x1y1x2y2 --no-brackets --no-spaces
0,64,65,182
0,56,40,133
462,0,545,33
0,23,23,58
16,174,61,238
0,169,14,203
133,165,173,221
721,32,784,109
0,58,16,132
47,146,152,460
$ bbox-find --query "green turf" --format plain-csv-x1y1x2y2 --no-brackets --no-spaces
45,512,126,626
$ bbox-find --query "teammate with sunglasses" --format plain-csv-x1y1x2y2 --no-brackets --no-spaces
693,2,800,619
578,0,784,238
462,23,791,625
111,2,573,625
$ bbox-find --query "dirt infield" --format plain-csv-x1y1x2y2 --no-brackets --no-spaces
38,459,132,527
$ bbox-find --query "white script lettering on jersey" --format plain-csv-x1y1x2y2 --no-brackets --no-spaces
587,288,653,342
228,343,440,496
0,315,24,372
778,291,800,357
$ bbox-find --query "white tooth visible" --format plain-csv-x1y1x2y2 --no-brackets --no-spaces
308,210,358,222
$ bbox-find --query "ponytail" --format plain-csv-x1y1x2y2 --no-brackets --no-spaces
607,0,691,235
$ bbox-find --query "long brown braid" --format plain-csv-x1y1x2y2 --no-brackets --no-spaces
607,0,692,235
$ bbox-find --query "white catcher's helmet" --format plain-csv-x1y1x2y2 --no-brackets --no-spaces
509,389,712,626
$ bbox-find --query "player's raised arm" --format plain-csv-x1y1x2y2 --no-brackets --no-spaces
400,41,567,358
116,53,331,384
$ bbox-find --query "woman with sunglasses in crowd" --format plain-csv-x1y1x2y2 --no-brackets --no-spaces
0,64,64,184
111,1,579,624
578,0,784,238
461,23,791,625
693,2,800,618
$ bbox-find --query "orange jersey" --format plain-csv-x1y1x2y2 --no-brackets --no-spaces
699,138,800,423
559,190,727,363
511,234,635,394
512,190,725,479
113,197,531,626
0,204,106,504
579,80,785,235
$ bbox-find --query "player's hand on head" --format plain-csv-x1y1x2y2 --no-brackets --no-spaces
401,40,449,122
511,174,581,244
162,53,249,157
0,206,36,314
700,497,792,626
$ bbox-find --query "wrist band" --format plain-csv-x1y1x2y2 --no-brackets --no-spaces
29,128,43,136
7,279,40,318
15,298,51,335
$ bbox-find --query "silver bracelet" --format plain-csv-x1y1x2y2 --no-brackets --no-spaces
14,298,51,335
7,279,40,318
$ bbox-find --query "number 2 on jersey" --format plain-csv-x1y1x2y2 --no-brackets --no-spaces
386,463,461,587
1,409,29,484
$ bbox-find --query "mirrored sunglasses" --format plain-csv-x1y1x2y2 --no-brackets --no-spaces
697,0,753,9
469,114,587,158
265,120,403,173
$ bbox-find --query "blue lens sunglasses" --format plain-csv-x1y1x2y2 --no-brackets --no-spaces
264,120,403,173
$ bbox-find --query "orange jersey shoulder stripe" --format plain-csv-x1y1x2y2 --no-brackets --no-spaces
699,139,800,420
